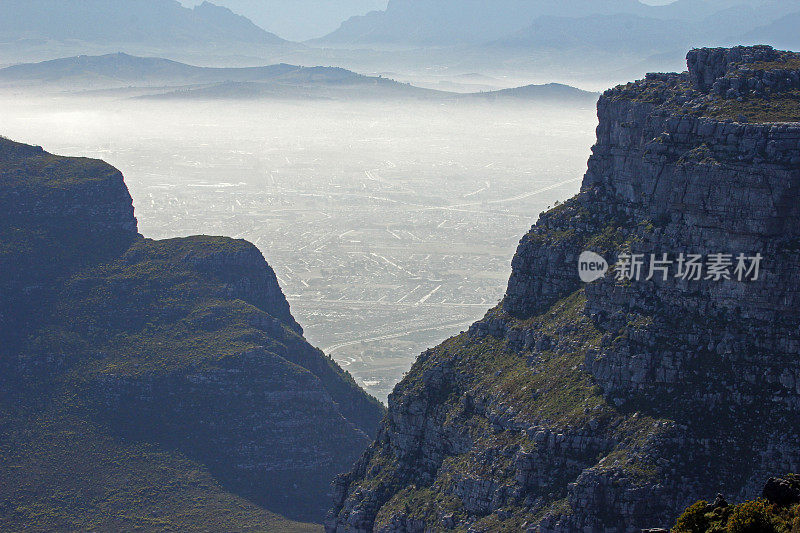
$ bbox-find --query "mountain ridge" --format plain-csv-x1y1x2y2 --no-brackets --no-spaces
0,0,285,46
312,0,800,77
0,135,385,528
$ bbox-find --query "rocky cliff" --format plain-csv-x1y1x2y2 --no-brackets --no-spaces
326,46,800,532
0,137,384,530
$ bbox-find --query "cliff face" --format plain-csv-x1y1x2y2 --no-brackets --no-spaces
0,137,384,529
326,46,800,532
0,139,138,352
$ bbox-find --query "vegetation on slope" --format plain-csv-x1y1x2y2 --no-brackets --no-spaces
673,475,800,533
0,136,383,529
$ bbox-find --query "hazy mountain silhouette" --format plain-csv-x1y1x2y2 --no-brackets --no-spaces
315,0,799,53
740,11,800,50
182,0,389,41
0,53,598,103
0,53,300,88
467,83,599,104
0,0,284,46
495,14,690,55
314,0,646,46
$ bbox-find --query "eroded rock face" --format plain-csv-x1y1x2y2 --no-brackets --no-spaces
326,46,800,532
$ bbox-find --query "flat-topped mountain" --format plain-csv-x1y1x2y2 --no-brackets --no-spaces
468,83,599,104
0,136,385,529
327,45,800,532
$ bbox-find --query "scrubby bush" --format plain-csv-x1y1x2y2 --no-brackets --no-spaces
674,501,711,533
726,499,776,533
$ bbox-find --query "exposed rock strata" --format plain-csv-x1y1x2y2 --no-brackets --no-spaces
326,46,800,532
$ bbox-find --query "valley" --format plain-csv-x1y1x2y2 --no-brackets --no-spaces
0,94,596,400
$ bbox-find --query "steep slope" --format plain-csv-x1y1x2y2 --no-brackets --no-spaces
326,45,800,532
0,137,385,528
0,0,284,46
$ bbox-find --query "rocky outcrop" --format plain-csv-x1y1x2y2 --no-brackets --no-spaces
0,138,385,527
326,46,800,532
0,137,139,358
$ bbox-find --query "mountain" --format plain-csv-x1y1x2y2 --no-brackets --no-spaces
0,53,309,89
741,11,800,51
316,0,800,48
140,75,445,100
310,0,800,83
0,53,448,99
315,0,646,46
0,136,385,528
326,45,800,532
0,0,284,46
180,0,389,41
467,83,599,104
497,13,692,54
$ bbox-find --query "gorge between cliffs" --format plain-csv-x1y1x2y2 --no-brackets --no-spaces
1,45,799,533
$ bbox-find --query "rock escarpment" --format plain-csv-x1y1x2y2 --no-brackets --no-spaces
326,46,800,532
0,137,384,529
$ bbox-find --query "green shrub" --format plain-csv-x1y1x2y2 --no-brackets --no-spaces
674,501,711,533
726,500,776,533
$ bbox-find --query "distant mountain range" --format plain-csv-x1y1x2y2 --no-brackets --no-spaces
0,53,599,103
315,0,800,54
2,0,797,90
315,0,647,46
0,0,285,46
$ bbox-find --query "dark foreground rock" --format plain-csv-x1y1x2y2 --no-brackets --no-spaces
0,136,384,529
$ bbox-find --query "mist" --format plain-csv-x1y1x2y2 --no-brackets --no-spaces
0,94,596,401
